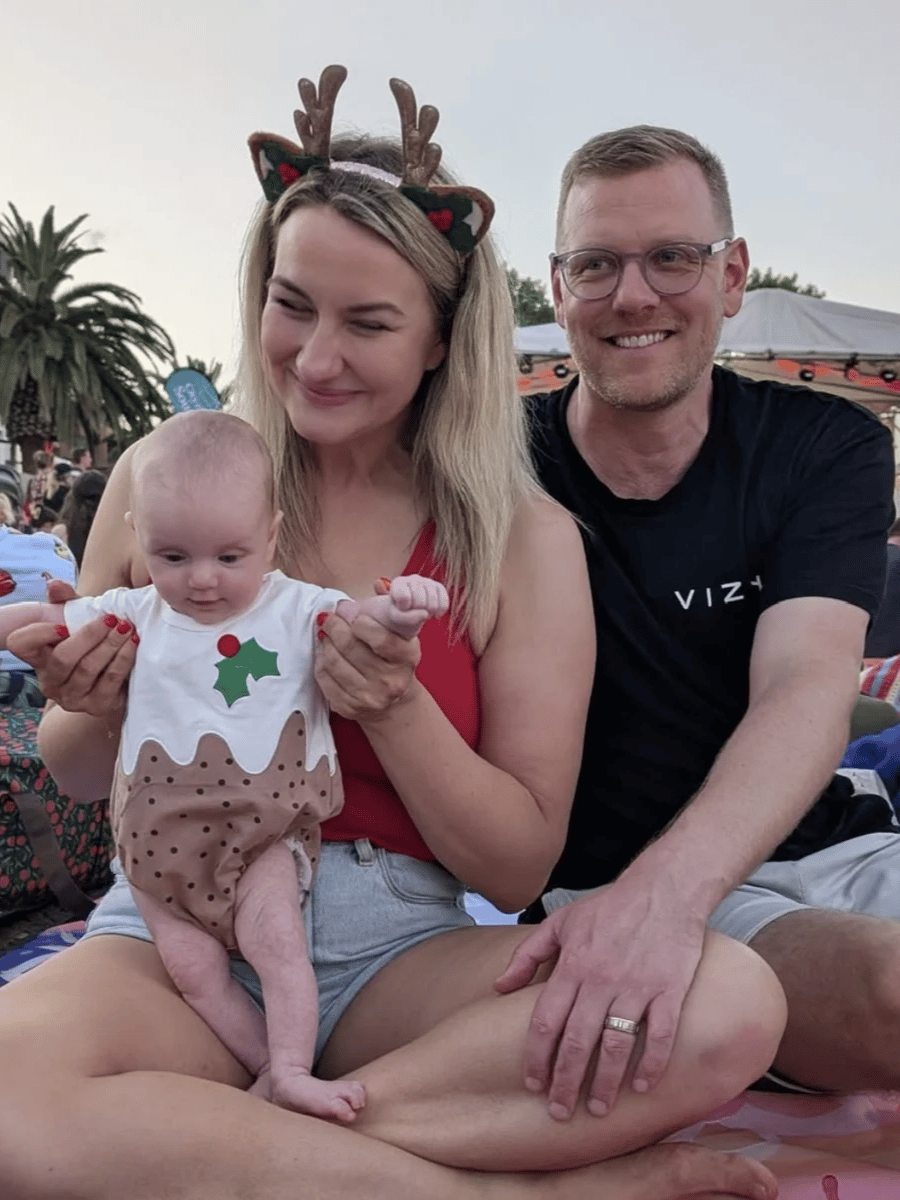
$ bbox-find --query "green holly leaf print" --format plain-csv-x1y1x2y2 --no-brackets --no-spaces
213,638,280,707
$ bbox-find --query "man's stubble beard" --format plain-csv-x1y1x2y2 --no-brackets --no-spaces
567,317,724,414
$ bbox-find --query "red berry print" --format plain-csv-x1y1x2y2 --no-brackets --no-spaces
278,163,301,186
217,635,240,658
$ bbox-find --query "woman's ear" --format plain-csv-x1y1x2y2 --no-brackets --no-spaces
425,336,447,372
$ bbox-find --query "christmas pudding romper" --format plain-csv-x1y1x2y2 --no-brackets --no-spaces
65,572,348,948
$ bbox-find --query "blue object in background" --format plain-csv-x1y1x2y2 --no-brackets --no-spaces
164,369,221,413
842,723,900,805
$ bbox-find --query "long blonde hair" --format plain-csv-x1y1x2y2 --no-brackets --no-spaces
232,134,537,642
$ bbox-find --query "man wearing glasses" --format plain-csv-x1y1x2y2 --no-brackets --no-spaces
503,126,897,1119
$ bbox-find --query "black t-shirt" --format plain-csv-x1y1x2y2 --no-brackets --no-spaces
529,365,896,891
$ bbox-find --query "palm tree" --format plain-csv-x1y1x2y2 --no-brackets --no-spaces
0,204,176,466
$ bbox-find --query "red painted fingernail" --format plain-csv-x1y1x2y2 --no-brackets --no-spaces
54,624,69,639
315,612,327,626
378,577,391,588
317,629,326,641
131,633,140,645
117,620,131,635
103,614,118,628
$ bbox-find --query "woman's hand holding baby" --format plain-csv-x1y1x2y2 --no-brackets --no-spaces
8,579,137,718
314,574,449,724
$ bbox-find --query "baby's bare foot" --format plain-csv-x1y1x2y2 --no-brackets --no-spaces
271,1069,366,1124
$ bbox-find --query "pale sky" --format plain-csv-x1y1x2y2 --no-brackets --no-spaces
6,0,899,385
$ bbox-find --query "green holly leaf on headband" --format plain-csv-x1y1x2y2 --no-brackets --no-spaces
213,637,280,707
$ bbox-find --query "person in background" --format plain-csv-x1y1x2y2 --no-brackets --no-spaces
0,505,76,705
45,462,78,514
31,505,59,535
864,517,900,659
0,493,17,527
22,450,54,528
53,469,108,567
71,447,93,472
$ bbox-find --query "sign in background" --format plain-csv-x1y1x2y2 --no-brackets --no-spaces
163,369,221,413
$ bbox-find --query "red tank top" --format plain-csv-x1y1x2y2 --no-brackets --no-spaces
322,522,481,861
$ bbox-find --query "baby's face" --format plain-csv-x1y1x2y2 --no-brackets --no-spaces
134,478,279,625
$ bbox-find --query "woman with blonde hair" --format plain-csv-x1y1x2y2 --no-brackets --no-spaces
0,68,782,1200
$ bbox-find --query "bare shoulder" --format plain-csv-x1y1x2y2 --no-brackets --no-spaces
78,441,147,594
482,491,592,651
501,491,585,582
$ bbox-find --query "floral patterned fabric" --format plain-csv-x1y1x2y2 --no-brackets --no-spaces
0,708,112,914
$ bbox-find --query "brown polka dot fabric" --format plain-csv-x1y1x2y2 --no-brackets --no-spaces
112,712,342,950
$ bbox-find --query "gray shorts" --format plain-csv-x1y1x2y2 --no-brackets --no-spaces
83,838,474,1064
542,829,900,946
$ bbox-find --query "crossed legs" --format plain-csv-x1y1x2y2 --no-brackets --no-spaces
0,923,782,1199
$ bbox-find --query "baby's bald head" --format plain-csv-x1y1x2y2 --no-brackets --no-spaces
131,411,275,523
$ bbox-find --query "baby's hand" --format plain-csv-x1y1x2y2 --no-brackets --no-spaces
387,574,450,621
331,575,449,641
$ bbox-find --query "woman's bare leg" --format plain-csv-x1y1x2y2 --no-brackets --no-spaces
322,926,785,1172
0,934,777,1200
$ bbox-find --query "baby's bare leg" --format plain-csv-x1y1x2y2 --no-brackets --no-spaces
336,575,450,639
130,884,269,1075
233,841,365,1122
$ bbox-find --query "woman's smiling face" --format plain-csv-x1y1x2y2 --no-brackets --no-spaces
260,205,446,449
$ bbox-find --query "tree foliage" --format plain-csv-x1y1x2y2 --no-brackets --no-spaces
746,267,826,299
0,204,176,463
506,267,556,326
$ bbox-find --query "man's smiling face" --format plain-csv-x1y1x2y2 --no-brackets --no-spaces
552,158,747,413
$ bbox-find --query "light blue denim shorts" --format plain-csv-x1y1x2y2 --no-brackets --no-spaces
83,838,474,1063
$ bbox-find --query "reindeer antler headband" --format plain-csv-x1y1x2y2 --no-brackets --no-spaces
248,65,494,255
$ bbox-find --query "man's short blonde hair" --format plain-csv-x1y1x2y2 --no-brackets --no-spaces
556,125,734,247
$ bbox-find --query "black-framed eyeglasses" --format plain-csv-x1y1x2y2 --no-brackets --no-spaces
551,239,735,301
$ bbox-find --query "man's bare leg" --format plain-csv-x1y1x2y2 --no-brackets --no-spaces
751,907,900,1091
0,937,777,1200
235,841,365,1121
131,882,269,1075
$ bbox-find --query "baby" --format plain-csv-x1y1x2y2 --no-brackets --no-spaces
0,410,449,1122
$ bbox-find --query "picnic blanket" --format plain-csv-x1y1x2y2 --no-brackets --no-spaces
2,921,900,1196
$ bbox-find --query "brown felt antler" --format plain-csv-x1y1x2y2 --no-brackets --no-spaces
293,65,348,158
389,77,443,187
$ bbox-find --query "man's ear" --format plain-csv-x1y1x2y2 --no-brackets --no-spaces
550,261,568,330
723,238,750,318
